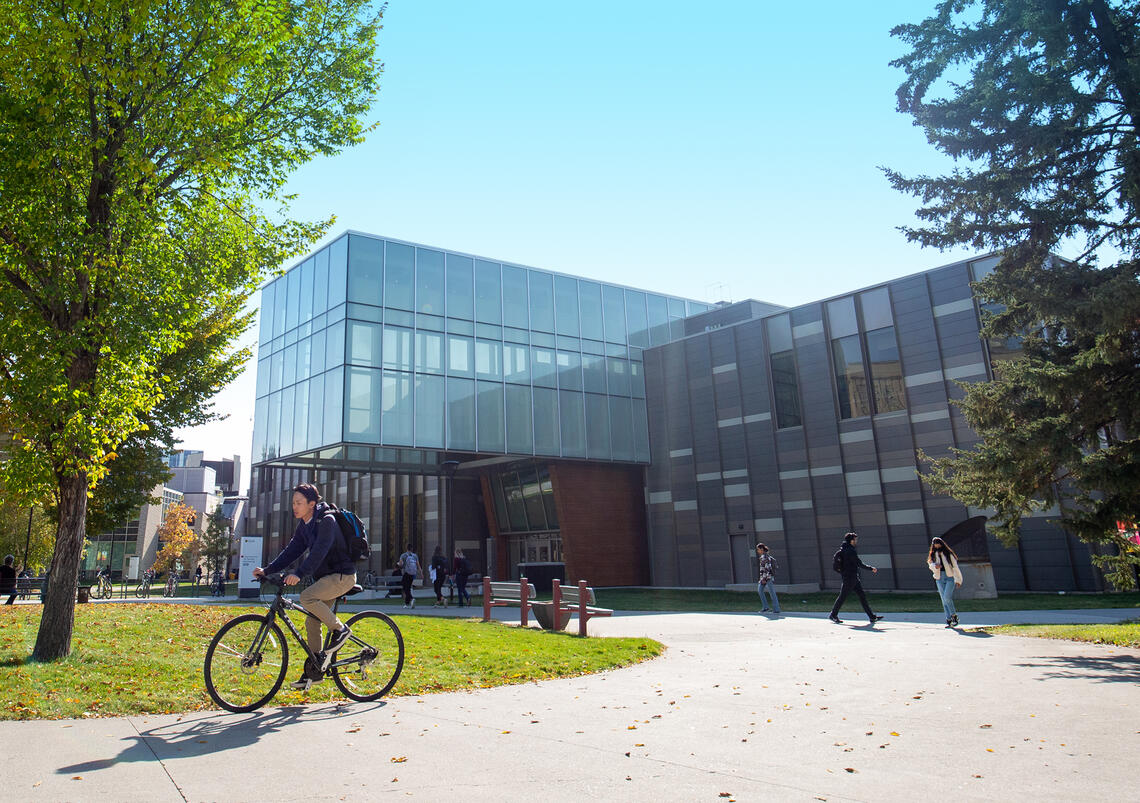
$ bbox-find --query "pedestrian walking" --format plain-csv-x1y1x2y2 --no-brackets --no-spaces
453,548,472,607
430,545,448,607
1,555,18,605
756,543,781,615
828,532,883,625
928,537,963,627
397,543,422,609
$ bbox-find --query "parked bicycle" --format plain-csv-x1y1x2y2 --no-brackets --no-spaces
93,572,114,600
135,569,155,598
203,573,404,713
163,571,179,597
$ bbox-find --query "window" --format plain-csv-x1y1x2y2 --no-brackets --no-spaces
474,260,502,324
446,253,474,320
626,290,649,347
415,331,443,375
348,321,381,367
447,334,474,377
346,367,380,443
506,384,533,454
502,265,529,328
865,326,904,413
384,242,414,310
770,351,802,428
380,371,412,445
348,236,383,306
579,281,603,340
416,248,444,314
585,393,611,459
602,285,626,343
554,275,579,336
559,390,586,457
832,334,870,418
477,381,505,451
475,339,503,379
414,374,445,447
440,378,475,451
533,387,559,455
382,326,412,372
528,271,554,332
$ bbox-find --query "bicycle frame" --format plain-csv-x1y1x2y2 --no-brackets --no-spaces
259,583,361,674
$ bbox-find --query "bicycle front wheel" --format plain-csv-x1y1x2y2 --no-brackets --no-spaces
331,611,404,702
135,583,148,598
204,614,289,713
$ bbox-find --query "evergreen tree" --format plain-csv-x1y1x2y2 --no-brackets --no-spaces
887,0,1140,588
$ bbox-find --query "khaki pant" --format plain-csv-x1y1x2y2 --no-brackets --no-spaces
299,572,357,653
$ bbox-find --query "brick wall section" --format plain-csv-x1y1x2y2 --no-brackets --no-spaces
549,462,650,587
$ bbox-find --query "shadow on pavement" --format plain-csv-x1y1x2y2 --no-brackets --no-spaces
1014,654,1140,684
55,702,386,775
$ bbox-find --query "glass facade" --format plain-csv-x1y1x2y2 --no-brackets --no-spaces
253,233,709,466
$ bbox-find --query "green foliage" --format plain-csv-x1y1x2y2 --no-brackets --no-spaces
200,506,232,577
888,1,1140,588
0,0,384,659
0,605,662,719
0,498,54,573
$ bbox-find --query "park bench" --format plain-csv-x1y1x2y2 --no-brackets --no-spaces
532,579,613,636
481,576,537,626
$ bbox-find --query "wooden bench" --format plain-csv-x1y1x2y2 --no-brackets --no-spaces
541,579,613,637
482,577,537,627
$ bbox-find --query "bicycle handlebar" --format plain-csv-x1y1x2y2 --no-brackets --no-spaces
257,572,289,588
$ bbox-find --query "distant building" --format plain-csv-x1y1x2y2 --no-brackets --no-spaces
85,485,183,578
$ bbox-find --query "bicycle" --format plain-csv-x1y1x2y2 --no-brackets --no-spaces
94,574,114,600
135,571,154,598
163,572,179,597
203,573,404,713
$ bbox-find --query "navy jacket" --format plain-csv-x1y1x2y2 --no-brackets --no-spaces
838,542,874,579
265,502,355,580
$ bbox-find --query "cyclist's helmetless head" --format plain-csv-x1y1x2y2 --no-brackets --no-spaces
291,483,321,522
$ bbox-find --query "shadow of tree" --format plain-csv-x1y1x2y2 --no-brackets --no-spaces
56,701,386,774
1013,654,1140,684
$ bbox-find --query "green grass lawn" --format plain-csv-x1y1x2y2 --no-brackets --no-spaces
0,604,662,720
590,587,1140,613
985,621,1140,648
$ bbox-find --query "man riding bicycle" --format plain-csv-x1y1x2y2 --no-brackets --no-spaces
253,482,356,690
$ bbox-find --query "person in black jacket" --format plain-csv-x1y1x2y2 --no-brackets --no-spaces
254,483,357,689
828,532,883,625
1,555,18,605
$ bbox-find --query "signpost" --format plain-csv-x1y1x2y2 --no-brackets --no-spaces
238,536,262,599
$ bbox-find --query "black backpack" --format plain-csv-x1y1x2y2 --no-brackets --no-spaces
832,548,845,573
326,503,369,562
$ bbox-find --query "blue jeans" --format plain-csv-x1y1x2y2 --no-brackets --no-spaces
758,580,780,612
935,575,957,619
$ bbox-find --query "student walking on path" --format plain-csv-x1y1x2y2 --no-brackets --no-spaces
928,537,963,627
756,543,780,615
430,545,448,607
829,532,883,625
397,544,422,609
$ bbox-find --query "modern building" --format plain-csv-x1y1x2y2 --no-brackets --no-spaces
247,233,1104,592
84,484,184,578
166,450,243,496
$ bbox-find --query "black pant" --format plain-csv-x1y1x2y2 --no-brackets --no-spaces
4,593,16,605
456,575,470,605
433,573,444,601
401,573,415,605
830,575,875,620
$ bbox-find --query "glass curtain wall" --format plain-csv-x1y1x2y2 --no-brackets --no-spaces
825,288,905,419
254,233,709,464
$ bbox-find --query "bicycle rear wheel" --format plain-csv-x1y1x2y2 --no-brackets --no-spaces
331,611,404,701
135,583,148,598
204,614,289,713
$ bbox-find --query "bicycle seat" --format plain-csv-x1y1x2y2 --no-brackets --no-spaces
343,584,364,597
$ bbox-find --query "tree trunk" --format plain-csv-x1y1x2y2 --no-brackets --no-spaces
32,472,89,662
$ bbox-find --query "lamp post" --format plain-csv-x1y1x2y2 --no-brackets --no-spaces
22,506,33,571
440,460,460,563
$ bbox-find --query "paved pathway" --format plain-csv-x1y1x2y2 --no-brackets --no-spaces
1,607,1137,802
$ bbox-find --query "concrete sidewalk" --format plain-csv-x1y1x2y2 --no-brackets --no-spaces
1,608,1136,802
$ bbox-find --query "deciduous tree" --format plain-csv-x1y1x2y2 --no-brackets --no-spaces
0,0,383,659
153,501,197,574
888,0,1140,587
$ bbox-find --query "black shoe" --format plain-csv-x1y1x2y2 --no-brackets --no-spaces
945,619,953,628
829,615,842,624
869,614,883,623
289,672,323,690
951,614,958,627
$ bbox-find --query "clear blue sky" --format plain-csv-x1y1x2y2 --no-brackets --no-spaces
177,0,967,491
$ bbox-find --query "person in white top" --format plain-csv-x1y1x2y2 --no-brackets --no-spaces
928,537,964,628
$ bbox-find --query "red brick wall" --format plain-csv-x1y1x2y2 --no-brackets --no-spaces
549,462,649,587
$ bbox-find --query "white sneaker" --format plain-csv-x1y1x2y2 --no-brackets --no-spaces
410,598,415,609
